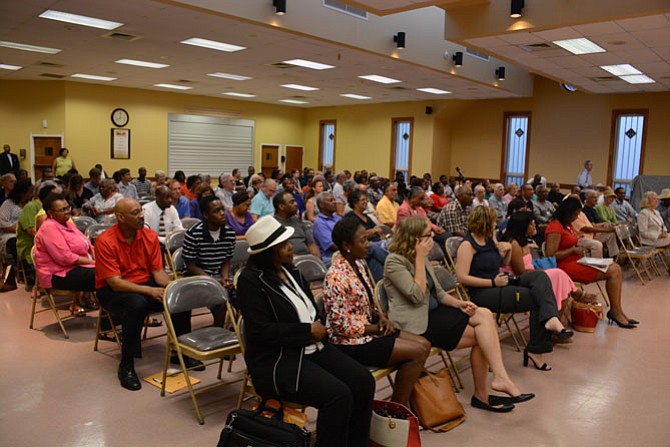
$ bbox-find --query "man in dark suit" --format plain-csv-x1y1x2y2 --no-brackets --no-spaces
0,144,20,176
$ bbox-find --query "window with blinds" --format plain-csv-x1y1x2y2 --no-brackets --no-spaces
167,114,255,178
608,110,647,196
319,120,336,172
501,112,531,187
391,118,413,181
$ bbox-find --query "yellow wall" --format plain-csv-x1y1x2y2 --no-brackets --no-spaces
1,80,306,177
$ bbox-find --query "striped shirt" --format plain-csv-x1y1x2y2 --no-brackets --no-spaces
181,220,236,276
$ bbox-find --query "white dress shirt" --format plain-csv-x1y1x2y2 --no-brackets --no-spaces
142,201,183,244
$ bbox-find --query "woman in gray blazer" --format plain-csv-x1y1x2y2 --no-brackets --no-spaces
384,216,533,413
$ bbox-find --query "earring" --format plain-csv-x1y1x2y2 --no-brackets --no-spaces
346,249,350,253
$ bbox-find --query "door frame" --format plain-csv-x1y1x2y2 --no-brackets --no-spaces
30,133,64,180
283,144,304,172
259,143,281,177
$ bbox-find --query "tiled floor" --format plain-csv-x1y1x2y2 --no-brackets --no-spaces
0,268,668,447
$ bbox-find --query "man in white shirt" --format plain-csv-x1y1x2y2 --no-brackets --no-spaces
331,171,346,201
214,173,235,209
488,183,506,223
577,160,593,189
142,185,183,245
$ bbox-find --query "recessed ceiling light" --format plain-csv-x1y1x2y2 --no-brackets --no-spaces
358,74,401,84
0,40,61,54
340,94,372,100
71,73,117,81
208,72,252,81
281,84,319,91
417,88,451,95
38,9,123,30
280,99,309,104
115,59,169,68
223,92,256,98
282,59,335,70
0,64,22,70
620,74,655,84
180,37,246,53
154,83,192,90
600,64,642,76
552,38,606,55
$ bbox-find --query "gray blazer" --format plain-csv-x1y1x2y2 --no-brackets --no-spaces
382,253,446,334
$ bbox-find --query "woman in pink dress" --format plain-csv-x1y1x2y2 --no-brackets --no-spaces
503,213,596,320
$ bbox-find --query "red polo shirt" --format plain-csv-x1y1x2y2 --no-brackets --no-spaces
94,224,163,289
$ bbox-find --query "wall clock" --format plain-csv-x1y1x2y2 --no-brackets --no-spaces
111,108,129,127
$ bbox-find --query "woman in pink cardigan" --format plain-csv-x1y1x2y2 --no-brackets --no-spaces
34,192,95,316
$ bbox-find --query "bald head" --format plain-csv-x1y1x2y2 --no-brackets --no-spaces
115,198,144,231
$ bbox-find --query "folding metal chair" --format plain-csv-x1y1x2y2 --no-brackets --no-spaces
85,223,113,245
72,216,97,234
614,225,656,284
180,217,200,230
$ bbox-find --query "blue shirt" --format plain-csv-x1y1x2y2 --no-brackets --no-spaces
250,192,274,218
313,213,341,259
175,196,190,218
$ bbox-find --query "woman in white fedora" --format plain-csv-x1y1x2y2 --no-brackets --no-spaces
236,215,375,447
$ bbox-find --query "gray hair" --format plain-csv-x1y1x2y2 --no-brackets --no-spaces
494,183,504,191
335,171,347,181
316,191,333,208
219,173,234,184
155,170,165,177
456,185,473,197
0,173,16,182
343,179,357,193
408,186,425,200
535,184,548,194
474,185,486,194
584,189,598,199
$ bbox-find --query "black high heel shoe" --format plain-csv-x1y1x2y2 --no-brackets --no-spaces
523,349,551,371
606,311,636,329
628,318,640,325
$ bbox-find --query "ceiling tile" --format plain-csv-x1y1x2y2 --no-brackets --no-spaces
616,14,670,32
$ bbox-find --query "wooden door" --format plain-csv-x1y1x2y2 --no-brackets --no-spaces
33,136,62,180
284,146,303,175
261,144,279,179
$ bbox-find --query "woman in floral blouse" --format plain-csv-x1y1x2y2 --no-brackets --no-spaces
323,217,430,406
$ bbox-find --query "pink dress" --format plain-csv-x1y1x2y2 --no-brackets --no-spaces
503,253,577,310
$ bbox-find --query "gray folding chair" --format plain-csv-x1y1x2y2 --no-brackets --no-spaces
180,217,200,230
85,223,113,244
72,216,97,234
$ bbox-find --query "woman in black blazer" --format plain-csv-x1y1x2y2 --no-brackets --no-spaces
237,215,375,447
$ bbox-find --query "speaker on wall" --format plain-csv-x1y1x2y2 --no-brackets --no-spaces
425,106,433,115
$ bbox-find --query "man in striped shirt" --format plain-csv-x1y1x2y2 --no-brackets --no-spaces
182,195,236,327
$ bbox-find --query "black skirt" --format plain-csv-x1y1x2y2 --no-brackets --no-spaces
333,331,399,368
421,305,469,351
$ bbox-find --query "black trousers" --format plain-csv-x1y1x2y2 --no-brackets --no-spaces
96,283,190,359
469,270,557,354
51,267,95,291
280,343,375,447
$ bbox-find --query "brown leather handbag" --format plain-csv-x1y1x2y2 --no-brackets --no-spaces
409,368,466,432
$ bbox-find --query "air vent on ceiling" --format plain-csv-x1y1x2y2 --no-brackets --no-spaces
518,42,555,52
176,79,196,84
269,62,297,69
390,86,408,90
39,61,64,68
40,73,66,79
323,0,368,20
103,31,142,42
465,48,490,61
591,76,617,82
290,95,309,99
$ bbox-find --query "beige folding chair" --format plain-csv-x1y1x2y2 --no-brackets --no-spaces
614,225,656,284
160,276,240,425
444,236,463,273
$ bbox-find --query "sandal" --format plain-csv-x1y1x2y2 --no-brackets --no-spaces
69,305,87,317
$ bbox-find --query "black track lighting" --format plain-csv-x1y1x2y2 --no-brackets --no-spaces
496,66,506,80
273,0,286,15
393,32,406,49
510,0,524,18
452,51,463,67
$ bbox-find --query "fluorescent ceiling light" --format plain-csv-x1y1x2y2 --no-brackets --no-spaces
620,74,655,84
0,64,22,70
223,92,256,98
340,94,371,100
280,99,308,104
71,73,117,81
180,37,245,53
115,59,169,68
0,40,61,54
281,84,319,91
282,59,334,70
208,72,252,81
154,83,192,90
39,9,123,30
417,88,451,95
358,74,401,84
600,64,642,76
552,38,606,55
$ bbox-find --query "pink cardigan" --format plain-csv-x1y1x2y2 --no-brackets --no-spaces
34,218,94,289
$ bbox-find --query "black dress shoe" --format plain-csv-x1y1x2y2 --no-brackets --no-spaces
170,354,205,371
471,396,514,413
489,393,535,406
118,364,142,391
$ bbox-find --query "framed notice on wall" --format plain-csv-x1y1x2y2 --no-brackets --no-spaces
111,128,131,159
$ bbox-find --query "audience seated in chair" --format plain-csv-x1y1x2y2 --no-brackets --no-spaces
168,179,190,219
638,191,670,250
273,191,321,258
224,191,254,237
312,192,342,268
83,179,123,223
0,180,34,292
141,185,184,246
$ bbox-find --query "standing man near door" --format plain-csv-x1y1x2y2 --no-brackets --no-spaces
0,144,20,176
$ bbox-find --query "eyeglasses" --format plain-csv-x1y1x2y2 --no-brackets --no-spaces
52,205,71,213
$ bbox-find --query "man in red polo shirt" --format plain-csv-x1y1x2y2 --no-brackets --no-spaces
95,198,200,391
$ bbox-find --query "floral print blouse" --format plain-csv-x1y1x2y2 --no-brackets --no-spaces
323,253,378,346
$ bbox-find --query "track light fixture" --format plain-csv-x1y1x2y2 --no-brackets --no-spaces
496,66,506,80
273,0,286,15
393,32,406,49
452,51,463,67
510,0,524,18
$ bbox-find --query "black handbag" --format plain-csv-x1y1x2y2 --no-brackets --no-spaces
217,403,310,447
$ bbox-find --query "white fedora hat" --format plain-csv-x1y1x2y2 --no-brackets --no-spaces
246,215,294,255
658,188,670,200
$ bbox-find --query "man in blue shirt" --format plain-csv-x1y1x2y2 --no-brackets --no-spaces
168,179,190,218
250,179,277,219
312,192,341,267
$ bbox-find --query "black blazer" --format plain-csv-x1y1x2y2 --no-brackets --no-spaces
0,153,19,176
237,265,320,397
